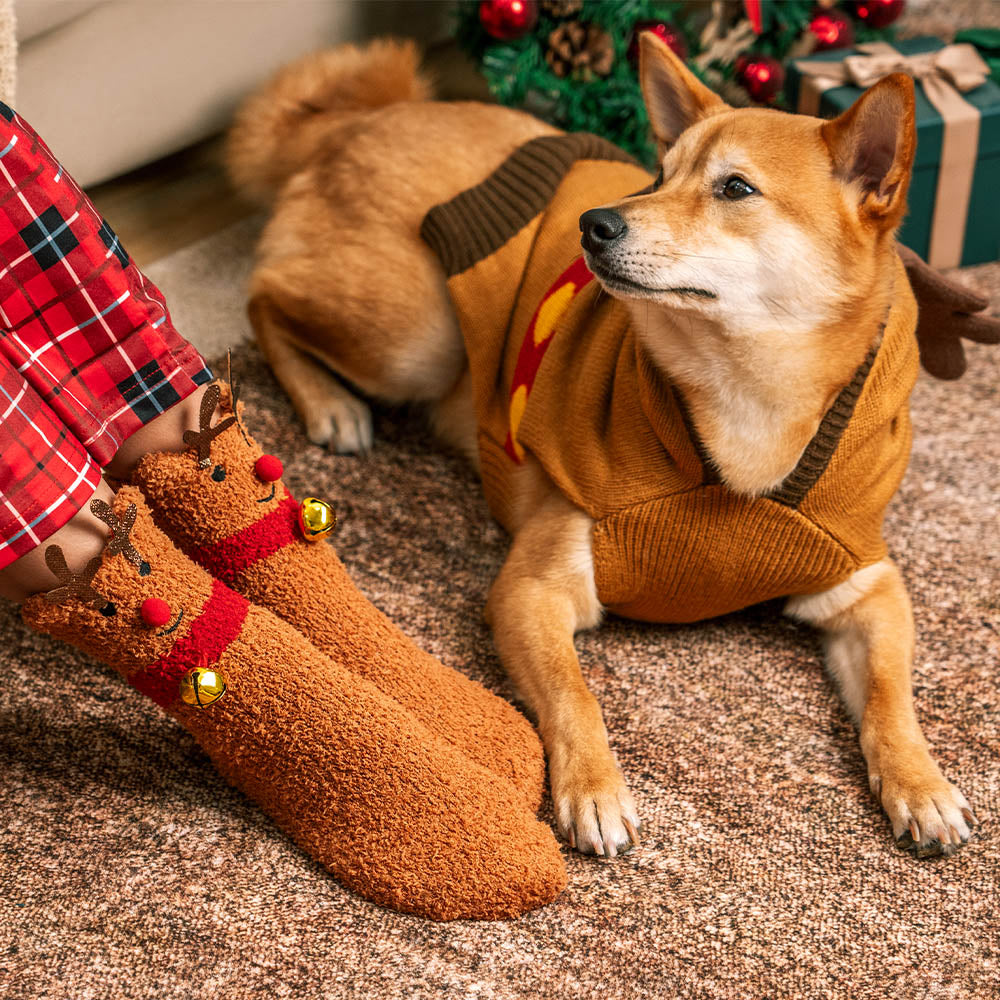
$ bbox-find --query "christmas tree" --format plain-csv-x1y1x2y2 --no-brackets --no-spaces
455,0,906,166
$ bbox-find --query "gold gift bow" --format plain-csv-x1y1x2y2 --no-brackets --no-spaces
795,42,990,267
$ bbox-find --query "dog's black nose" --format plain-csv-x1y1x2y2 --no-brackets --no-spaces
579,208,627,254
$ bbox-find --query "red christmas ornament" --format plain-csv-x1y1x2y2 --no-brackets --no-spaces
809,8,855,51
627,20,688,67
140,597,172,629
479,0,538,41
735,54,785,103
255,454,284,483
853,0,905,29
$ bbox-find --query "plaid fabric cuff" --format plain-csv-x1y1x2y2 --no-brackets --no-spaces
0,102,213,469
0,364,102,571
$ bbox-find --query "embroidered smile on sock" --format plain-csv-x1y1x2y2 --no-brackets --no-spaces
133,384,546,810
21,487,566,921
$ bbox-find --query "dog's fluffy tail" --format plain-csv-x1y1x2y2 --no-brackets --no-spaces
226,38,433,205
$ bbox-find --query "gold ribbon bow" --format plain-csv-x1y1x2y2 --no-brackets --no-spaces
840,41,989,94
795,42,991,267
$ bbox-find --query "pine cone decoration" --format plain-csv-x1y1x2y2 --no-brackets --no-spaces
540,0,583,16
546,21,615,80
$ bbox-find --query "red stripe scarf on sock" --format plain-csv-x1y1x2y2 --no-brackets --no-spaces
129,578,249,707
187,494,300,585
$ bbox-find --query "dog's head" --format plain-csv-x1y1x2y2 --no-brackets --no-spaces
581,32,916,358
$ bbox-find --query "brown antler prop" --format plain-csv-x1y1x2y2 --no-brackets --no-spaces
43,546,106,606
181,383,236,467
89,499,149,574
899,245,1000,380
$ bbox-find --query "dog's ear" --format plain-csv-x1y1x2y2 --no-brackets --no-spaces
639,31,727,150
821,73,916,228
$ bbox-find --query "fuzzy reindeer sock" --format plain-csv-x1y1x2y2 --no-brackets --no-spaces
133,383,546,809
21,486,565,921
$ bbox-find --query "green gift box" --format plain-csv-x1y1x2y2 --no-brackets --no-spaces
786,37,1000,267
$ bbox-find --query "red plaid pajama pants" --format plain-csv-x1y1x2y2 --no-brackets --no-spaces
0,102,211,571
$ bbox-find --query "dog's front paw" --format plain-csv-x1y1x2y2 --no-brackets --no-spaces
551,747,641,858
869,748,976,859
304,394,373,455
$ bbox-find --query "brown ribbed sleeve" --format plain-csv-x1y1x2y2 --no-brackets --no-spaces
420,133,637,277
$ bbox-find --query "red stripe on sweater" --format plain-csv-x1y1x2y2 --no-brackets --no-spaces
187,494,300,585
129,578,249,708
504,256,594,462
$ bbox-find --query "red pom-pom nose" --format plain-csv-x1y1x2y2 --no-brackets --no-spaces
141,597,172,628
255,454,283,482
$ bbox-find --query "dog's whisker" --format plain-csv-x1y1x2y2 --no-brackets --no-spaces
762,293,795,316
761,296,788,330
649,249,746,263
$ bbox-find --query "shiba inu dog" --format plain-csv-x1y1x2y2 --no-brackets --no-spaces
226,35,979,860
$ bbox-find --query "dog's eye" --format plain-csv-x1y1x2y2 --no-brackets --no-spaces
210,464,227,482
721,176,757,200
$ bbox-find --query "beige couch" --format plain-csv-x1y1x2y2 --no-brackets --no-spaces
13,0,450,188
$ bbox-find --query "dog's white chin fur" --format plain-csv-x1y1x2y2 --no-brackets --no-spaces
589,218,851,497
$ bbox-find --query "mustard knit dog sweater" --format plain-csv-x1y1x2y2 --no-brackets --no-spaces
421,134,920,623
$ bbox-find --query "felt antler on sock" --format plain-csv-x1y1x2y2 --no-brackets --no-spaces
89,499,150,574
42,547,105,607
182,384,237,467
899,244,1000,380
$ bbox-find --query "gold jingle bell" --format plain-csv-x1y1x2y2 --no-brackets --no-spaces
178,665,227,708
298,496,337,541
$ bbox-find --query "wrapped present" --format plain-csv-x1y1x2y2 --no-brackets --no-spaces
786,37,1000,268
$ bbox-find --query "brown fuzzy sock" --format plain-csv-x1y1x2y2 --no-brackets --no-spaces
21,486,565,921
132,383,545,809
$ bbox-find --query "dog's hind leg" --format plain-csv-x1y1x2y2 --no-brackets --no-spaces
486,474,641,857
250,295,374,454
786,558,976,858
246,196,467,456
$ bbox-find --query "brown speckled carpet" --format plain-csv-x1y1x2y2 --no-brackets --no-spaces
2,286,998,997
4,0,1000,975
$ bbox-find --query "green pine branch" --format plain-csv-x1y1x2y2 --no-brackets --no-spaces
455,0,896,166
